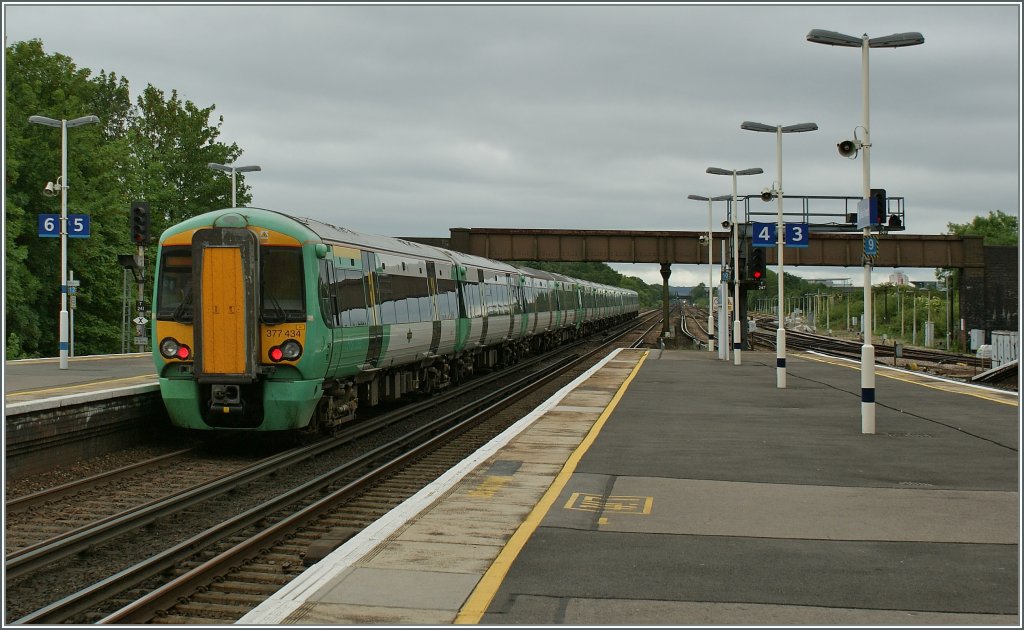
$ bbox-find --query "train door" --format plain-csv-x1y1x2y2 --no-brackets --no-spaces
192,227,259,382
477,269,489,346
316,258,338,372
425,261,443,356
362,250,385,367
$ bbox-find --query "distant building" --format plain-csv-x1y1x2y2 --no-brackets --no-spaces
889,272,912,286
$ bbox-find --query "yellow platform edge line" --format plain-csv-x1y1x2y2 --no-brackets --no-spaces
6,374,157,398
798,351,1018,407
454,350,650,624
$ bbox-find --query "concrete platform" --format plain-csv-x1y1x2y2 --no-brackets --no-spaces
4,353,158,411
4,354,163,479
238,347,1019,626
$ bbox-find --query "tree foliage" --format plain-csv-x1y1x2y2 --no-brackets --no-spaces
946,210,1018,246
4,39,252,358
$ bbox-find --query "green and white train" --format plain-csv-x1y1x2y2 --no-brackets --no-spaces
153,208,639,434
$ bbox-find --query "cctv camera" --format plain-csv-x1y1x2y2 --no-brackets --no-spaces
837,140,859,158
760,188,773,203
43,181,57,197
698,235,709,245
721,220,731,229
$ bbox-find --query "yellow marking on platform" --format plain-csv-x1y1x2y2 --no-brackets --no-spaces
6,374,157,398
455,351,649,624
564,492,654,515
469,476,513,498
798,352,1018,407
5,353,150,365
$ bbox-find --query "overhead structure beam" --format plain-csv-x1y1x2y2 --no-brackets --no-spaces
445,228,982,270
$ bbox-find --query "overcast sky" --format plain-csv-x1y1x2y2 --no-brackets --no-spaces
4,3,1020,288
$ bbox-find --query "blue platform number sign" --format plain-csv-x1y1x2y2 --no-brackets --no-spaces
68,214,90,238
38,213,60,237
785,223,810,248
38,213,90,238
864,236,879,257
751,222,777,247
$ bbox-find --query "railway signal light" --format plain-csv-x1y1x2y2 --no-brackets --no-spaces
748,249,767,287
131,201,151,245
870,188,887,225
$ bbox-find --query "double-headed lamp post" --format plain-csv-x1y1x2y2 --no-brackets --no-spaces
207,162,262,208
29,114,101,370
740,121,818,388
808,28,923,434
707,167,763,366
688,194,732,353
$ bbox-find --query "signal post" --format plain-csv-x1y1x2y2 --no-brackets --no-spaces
130,201,151,352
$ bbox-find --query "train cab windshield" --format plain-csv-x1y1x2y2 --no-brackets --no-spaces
156,245,306,324
156,247,194,322
261,246,306,324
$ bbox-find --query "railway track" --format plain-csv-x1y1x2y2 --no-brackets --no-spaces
679,304,1013,387
6,311,659,624
746,313,1015,389
750,324,989,368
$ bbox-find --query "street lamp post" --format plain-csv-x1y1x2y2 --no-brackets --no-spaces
741,120,818,388
29,114,100,370
207,162,262,207
808,28,924,434
707,167,763,366
688,194,732,353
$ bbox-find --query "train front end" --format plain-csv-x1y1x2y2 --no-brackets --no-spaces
152,209,325,431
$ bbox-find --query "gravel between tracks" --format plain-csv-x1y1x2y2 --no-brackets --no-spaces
4,442,186,500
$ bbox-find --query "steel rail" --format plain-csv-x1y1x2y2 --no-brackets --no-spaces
14,315,649,624
4,448,194,514
13,357,576,625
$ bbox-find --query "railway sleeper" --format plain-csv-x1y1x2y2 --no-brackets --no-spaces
190,590,271,606
226,569,293,584
209,580,285,595
164,600,250,618
152,614,227,624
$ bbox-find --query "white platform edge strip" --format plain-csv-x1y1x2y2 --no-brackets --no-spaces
805,350,1014,393
6,383,160,415
237,347,629,625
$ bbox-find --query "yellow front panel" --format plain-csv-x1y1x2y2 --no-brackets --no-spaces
155,321,195,363
202,247,246,374
260,323,307,366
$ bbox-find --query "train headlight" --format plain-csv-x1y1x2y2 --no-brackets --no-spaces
280,339,303,360
268,339,302,362
159,338,191,360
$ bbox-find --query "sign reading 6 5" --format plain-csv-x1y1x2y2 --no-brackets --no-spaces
38,213,91,238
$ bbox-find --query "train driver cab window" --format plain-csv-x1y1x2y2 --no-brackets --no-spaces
261,247,306,323
156,247,194,321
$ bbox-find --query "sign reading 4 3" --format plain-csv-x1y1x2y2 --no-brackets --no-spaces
785,223,809,248
751,222,777,247
752,222,810,248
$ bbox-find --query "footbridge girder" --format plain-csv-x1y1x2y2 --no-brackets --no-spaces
444,228,984,270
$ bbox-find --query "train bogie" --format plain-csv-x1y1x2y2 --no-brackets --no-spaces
153,208,638,435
